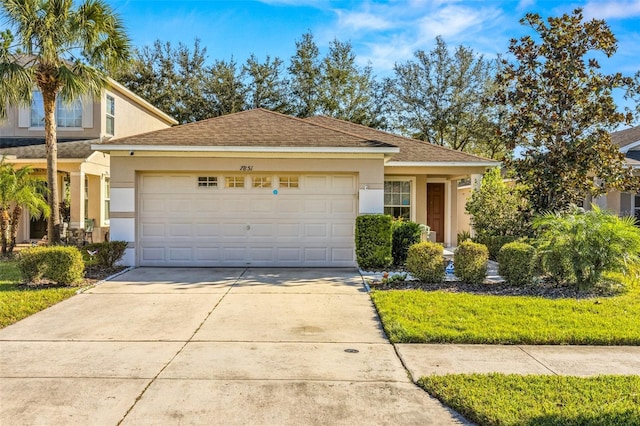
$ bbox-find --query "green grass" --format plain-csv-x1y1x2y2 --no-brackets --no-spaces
419,374,640,426
0,259,78,329
371,290,640,344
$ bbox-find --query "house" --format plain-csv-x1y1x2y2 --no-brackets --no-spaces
0,79,177,243
95,108,499,267
592,125,640,220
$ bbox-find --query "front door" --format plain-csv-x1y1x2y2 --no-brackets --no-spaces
427,183,445,243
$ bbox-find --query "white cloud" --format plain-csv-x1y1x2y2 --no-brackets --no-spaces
334,10,394,31
583,0,640,19
416,5,488,40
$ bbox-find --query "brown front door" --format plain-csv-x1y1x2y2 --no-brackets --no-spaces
427,183,445,243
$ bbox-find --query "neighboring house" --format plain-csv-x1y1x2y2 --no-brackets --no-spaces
592,125,640,221
0,79,177,243
95,109,499,267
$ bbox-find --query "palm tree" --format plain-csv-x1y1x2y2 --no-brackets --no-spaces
0,161,50,254
0,0,130,244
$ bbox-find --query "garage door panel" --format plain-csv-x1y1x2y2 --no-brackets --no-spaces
139,173,357,267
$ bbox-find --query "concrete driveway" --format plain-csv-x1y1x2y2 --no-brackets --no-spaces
0,268,466,425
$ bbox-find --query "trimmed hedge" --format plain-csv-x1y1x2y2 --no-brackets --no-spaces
406,241,445,283
498,241,537,286
83,241,128,268
355,214,392,270
477,235,519,260
454,241,488,285
392,220,422,267
17,246,84,285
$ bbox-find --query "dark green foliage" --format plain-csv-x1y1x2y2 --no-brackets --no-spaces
17,246,84,285
355,215,392,270
406,242,445,283
534,206,640,290
494,9,640,213
477,235,519,261
498,242,536,286
83,241,128,268
454,241,488,284
391,220,422,267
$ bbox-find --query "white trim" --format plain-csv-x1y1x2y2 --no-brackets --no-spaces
384,176,417,221
620,140,640,153
92,144,400,154
386,161,501,167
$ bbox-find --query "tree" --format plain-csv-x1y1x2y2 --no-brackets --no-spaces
0,0,130,244
115,39,214,123
0,161,49,254
205,58,247,116
318,39,383,127
388,36,504,158
288,32,321,118
244,54,290,113
494,9,640,213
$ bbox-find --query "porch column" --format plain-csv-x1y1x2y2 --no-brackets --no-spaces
69,171,85,229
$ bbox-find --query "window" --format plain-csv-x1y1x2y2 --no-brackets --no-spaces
106,95,115,135
252,176,272,188
225,176,245,188
103,177,110,222
198,176,218,188
84,176,89,219
279,176,299,188
635,194,640,223
31,91,82,128
384,180,411,220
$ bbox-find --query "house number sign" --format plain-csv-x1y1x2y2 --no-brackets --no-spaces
240,165,253,171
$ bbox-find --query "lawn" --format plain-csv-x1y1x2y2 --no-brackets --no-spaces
0,259,78,329
370,290,640,345
419,374,640,426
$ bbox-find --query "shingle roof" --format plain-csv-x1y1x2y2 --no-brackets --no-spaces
0,139,97,159
305,115,497,163
97,108,395,149
0,137,86,149
612,125,640,149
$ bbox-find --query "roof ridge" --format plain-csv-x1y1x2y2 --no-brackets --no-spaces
307,115,494,162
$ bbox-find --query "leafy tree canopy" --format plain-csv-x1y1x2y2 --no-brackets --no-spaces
494,8,640,213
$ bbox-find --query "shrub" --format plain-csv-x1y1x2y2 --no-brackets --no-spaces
457,230,472,245
17,246,84,285
83,241,128,268
476,235,519,261
534,205,640,290
355,214,392,270
454,241,488,284
391,219,422,267
498,241,536,286
406,242,445,283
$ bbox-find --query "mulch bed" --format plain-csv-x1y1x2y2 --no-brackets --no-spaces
369,278,620,299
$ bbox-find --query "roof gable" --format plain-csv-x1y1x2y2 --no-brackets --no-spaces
97,109,396,150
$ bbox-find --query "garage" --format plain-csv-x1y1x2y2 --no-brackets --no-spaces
138,172,358,267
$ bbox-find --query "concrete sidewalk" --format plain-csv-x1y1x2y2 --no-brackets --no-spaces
0,267,467,425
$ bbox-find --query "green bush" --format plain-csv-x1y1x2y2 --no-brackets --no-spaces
17,246,84,285
476,235,518,260
498,242,536,286
406,242,445,283
82,241,128,268
534,205,640,290
454,241,488,284
391,219,422,267
355,214,392,270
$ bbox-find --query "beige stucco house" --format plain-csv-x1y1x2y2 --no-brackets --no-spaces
95,109,498,267
591,126,640,220
0,79,177,243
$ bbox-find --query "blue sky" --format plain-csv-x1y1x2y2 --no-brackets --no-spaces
108,0,640,78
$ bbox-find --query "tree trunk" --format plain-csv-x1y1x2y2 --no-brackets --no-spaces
0,207,9,255
43,90,61,245
8,205,22,253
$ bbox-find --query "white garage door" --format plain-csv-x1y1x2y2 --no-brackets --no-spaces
138,173,357,267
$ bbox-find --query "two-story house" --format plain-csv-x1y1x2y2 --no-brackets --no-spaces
0,79,177,243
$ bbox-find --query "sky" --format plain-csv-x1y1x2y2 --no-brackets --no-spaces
107,0,640,79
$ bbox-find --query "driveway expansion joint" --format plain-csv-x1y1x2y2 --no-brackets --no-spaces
517,345,559,375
